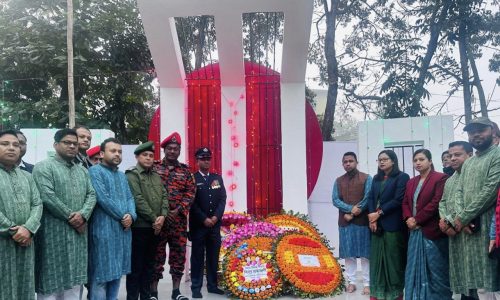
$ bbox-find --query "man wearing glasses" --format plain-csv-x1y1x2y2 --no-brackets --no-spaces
0,130,42,299
33,128,96,299
189,147,226,298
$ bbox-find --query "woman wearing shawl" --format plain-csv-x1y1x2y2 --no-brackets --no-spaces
402,149,452,299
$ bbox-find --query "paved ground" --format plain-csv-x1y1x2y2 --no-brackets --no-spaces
82,273,373,300
82,274,464,299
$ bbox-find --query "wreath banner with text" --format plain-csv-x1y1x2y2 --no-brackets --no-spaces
222,240,283,300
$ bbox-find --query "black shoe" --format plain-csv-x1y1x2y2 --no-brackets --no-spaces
172,289,189,300
192,291,203,298
207,288,224,295
150,291,158,300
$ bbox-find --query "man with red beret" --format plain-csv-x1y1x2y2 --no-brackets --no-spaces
150,132,195,300
87,145,101,165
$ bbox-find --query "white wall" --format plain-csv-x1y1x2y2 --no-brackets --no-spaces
160,87,187,163
358,115,454,176
118,145,140,172
281,83,308,213
21,128,114,164
221,87,247,213
308,141,359,255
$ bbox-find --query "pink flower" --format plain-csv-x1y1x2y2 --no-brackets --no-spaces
222,221,284,249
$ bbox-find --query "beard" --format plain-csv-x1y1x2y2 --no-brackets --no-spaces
473,135,493,151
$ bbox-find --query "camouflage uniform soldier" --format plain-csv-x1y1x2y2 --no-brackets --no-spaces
150,132,195,300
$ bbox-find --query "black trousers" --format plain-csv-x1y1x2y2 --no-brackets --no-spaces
126,227,160,300
190,226,221,292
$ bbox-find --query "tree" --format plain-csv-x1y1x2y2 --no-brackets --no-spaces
309,0,499,135
306,86,317,108
319,0,339,141
0,0,157,143
443,0,499,122
67,0,75,128
174,12,284,74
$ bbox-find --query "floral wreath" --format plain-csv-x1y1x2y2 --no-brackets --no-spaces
222,221,283,249
222,211,253,235
219,236,274,273
265,211,324,241
222,241,283,299
274,233,344,298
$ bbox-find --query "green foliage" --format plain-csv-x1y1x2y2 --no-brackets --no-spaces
0,0,157,143
174,12,284,72
242,12,284,67
305,86,317,108
309,0,499,126
174,15,217,73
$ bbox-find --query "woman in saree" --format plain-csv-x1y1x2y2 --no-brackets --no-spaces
368,149,410,300
402,149,452,299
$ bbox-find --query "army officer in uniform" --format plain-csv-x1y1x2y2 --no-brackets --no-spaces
189,147,226,298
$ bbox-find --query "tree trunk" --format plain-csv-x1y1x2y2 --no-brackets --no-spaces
411,0,450,114
114,87,127,143
195,16,207,70
321,0,339,141
67,0,75,127
468,52,488,117
458,13,472,124
57,79,69,127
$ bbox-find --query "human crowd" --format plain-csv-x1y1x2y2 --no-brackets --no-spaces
0,126,226,300
3,116,500,300
332,117,500,300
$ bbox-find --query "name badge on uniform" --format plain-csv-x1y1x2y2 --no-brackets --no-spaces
211,180,221,189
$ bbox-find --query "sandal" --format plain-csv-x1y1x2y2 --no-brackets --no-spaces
174,295,189,300
346,284,356,293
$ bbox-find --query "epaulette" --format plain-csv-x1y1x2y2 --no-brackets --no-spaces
125,166,137,173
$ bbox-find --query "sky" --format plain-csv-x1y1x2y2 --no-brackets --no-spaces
304,13,499,141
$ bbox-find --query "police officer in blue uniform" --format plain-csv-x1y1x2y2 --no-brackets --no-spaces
189,147,226,298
